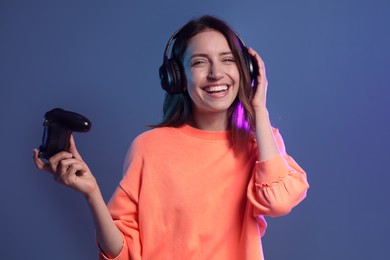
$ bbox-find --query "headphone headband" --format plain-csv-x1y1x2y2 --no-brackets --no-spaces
162,27,183,63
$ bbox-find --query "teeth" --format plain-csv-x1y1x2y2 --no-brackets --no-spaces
204,85,228,93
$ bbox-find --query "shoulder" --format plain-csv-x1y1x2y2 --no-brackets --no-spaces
130,126,178,151
123,127,177,167
134,126,177,142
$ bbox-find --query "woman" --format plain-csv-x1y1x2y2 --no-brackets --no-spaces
34,15,309,260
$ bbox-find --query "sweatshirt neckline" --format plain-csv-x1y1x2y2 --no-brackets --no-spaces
176,124,230,141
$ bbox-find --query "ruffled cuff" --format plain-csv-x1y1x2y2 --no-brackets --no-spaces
247,155,309,217
255,155,292,186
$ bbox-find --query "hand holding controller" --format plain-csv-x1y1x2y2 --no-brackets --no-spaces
38,108,92,159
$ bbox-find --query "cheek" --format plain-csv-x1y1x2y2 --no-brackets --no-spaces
184,68,203,91
183,70,197,100
184,71,194,94
232,70,241,91
231,66,240,82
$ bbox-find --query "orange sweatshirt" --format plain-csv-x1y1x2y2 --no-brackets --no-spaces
99,125,309,260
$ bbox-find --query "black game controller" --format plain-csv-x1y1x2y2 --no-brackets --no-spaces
38,108,92,159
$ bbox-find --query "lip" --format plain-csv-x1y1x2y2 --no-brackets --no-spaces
202,84,230,92
202,84,231,98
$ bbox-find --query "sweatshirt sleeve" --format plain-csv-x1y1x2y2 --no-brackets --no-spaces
247,129,309,217
98,139,143,260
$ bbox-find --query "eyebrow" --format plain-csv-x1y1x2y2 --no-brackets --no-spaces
189,51,233,60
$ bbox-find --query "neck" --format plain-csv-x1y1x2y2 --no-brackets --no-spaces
190,110,228,131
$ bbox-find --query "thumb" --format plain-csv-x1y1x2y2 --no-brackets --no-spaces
69,135,82,160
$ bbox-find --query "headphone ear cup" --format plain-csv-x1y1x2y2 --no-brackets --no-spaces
242,48,258,84
168,59,184,94
159,58,185,94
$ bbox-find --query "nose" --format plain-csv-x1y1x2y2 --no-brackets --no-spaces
208,63,223,80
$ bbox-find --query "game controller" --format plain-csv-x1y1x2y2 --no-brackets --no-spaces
38,108,92,159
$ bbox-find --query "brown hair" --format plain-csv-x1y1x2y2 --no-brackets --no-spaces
153,15,256,150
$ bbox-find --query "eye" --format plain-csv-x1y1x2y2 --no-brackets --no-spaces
191,59,207,67
222,57,236,63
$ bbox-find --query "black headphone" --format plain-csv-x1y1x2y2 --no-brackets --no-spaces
159,29,258,94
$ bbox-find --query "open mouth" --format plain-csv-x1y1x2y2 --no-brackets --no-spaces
203,85,229,94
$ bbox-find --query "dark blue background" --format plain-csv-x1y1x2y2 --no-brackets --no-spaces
1,0,389,259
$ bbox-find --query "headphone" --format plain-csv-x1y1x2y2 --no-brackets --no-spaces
159,28,258,94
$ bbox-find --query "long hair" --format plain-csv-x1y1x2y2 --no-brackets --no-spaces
153,15,256,151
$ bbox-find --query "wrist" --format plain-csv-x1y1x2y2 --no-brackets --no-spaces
253,103,268,112
85,186,103,205
254,106,269,118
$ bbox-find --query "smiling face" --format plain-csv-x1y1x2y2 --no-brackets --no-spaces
182,29,240,126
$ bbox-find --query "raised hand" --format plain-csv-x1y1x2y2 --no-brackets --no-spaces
33,135,98,197
247,47,269,111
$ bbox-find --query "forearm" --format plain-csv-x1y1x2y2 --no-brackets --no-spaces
86,188,123,258
254,106,280,161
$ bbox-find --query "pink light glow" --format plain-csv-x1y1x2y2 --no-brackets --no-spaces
234,102,250,131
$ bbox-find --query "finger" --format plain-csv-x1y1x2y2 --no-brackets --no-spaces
69,135,82,160
248,47,266,77
56,157,89,179
55,159,77,182
48,150,74,161
247,48,267,90
57,157,84,172
57,163,87,187
33,149,50,172
48,151,73,168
